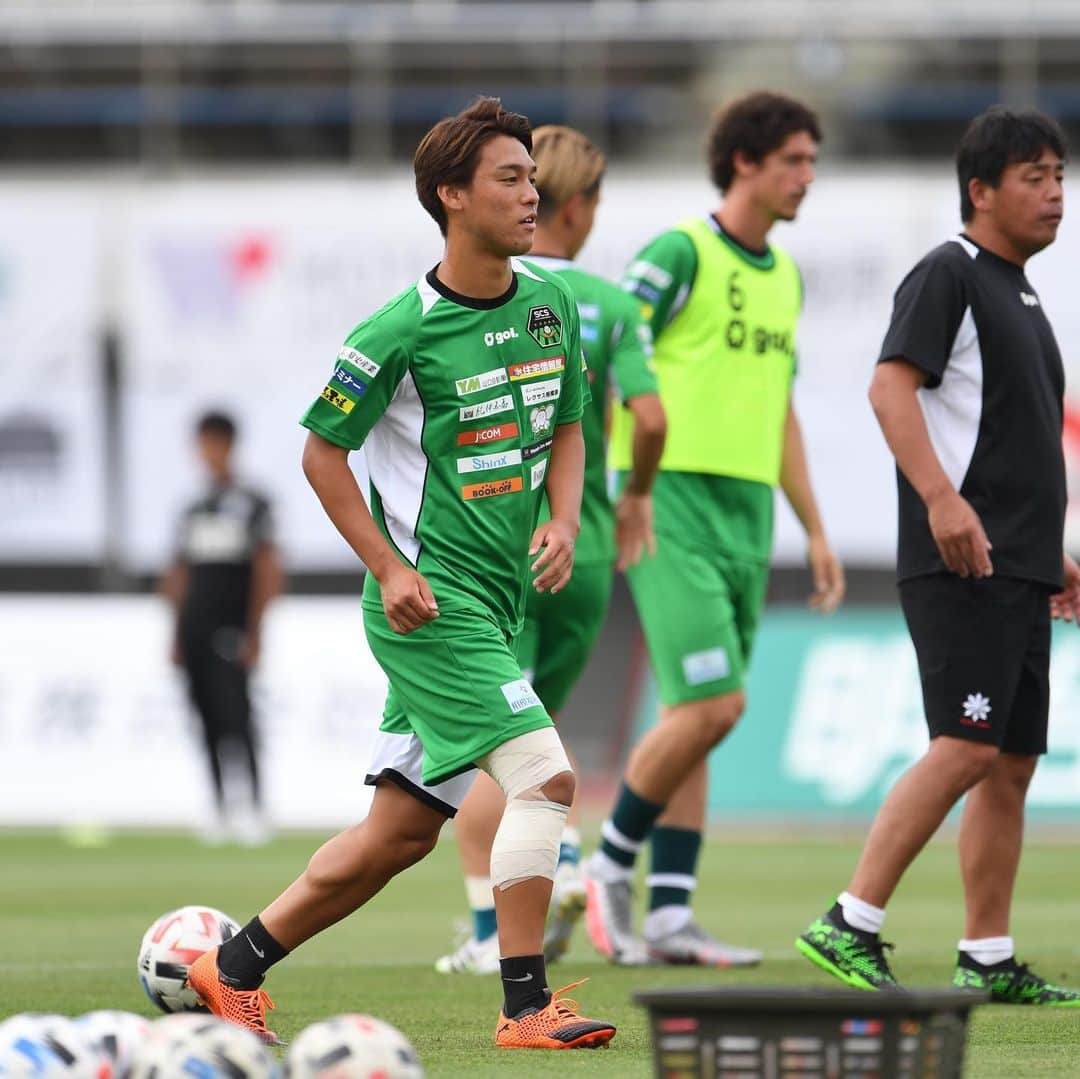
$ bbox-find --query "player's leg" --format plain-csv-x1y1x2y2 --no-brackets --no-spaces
583,539,745,963
363,606,614,1047
186,776,455,1043
798,575,1026,990
180,633,229,842
953,596,1080,1004
641,554,765,966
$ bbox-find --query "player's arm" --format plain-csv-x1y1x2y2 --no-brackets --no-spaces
779,403,844,613
610,299,666,569
158,555,190,666
869,361,991,579
621,231,698,341
302,433,438,634
300,321,437,634
532,290,587,595
532,420,585,596
871,253,991,579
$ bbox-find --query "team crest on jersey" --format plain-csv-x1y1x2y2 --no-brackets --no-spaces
527,305,563,349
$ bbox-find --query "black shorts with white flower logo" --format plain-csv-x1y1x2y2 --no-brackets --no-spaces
899,573,1051,755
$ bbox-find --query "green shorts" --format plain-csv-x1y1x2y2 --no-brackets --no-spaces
627,534,769,706
515,560,613,715
364,605,553,788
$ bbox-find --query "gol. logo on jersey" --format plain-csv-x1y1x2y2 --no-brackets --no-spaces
527,305,563,349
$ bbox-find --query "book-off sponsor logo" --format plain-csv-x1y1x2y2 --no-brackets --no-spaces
462,476,524,501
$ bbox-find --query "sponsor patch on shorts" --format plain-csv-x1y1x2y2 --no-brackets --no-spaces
460,394,514,422
321,385,355,413
508,356,564,381
336,347,381,378
521,378,561,406
501,678,543,714
462,476,524,500
457,422,519,446
681,647,730,686
456,367,509,396
456,449,523,474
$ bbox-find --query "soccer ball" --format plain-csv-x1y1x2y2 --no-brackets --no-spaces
128,1016,280,1079
137,906,240,1014
0,1014,110,1078
74,1012,151,1077
285,1015,423,1078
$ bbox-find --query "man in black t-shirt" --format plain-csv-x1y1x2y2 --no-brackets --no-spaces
161,411,284,845
798,108,1080,1004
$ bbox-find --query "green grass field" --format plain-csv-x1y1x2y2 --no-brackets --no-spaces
4,828,1080,1077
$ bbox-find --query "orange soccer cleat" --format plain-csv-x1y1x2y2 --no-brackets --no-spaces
495,979,616,1050
185,947,282,1046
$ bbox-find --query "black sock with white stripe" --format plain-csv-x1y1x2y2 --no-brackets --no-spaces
598,783,665,872
216,917,289,989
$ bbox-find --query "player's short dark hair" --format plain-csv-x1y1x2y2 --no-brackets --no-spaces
707,91,822,193
956,106,1067,222
195,410,237,442
414,96,533,236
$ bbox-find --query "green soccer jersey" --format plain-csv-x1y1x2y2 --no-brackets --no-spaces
300,259,588,637
615,217,802,563
524,256,658,565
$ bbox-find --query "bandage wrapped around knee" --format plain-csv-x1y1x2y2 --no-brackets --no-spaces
480,728,572,890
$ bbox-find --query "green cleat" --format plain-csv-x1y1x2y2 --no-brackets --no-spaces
953,953,1080,1005
796,905,898,990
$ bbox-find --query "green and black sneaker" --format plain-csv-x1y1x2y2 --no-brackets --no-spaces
953,952,1080,1005
796,904,898,990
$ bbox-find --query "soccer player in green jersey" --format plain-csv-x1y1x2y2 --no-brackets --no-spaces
582,92,846,966
434,125,667,975
184,98,616,1051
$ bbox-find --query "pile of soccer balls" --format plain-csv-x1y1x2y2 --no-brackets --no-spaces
0,906,423,1078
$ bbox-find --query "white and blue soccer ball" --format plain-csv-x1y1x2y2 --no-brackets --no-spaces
285,1015,423,1079
128,1015,280,1079
0,1014,109,1078
136,906,240,1014
74,1012,151,1078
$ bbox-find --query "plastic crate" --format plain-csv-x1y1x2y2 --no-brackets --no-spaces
634,986,987,1079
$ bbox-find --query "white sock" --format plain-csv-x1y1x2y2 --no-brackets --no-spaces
838,891,886,935
959,936,1013,967
464,874,494,912
644,904,693,941
586,849,634,883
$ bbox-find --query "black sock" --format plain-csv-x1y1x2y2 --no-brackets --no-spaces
500,954,549,1018
216,917,289,989
829,902,875,938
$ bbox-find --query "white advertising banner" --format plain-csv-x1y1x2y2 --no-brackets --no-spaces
115,168,1080,571
0,188,106,561
0,596,387,828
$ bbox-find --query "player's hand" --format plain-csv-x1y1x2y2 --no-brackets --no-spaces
1050,553,1080,624
615,492,656,571
241,629,261,670
380,563,439,634
807,532,845,614
530,519,577,595
927,489,993,578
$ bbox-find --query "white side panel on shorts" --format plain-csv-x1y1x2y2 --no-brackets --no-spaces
364,370,427,565
917,305,982,492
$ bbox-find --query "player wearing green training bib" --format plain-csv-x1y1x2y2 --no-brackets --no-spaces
186,99,616,1054
434,125,667,978
583,92,846,969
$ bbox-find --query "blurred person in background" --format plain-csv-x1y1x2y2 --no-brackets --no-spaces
582,91,845,966
161,410,283,846
434,124,667,976
798,107,1080,1004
